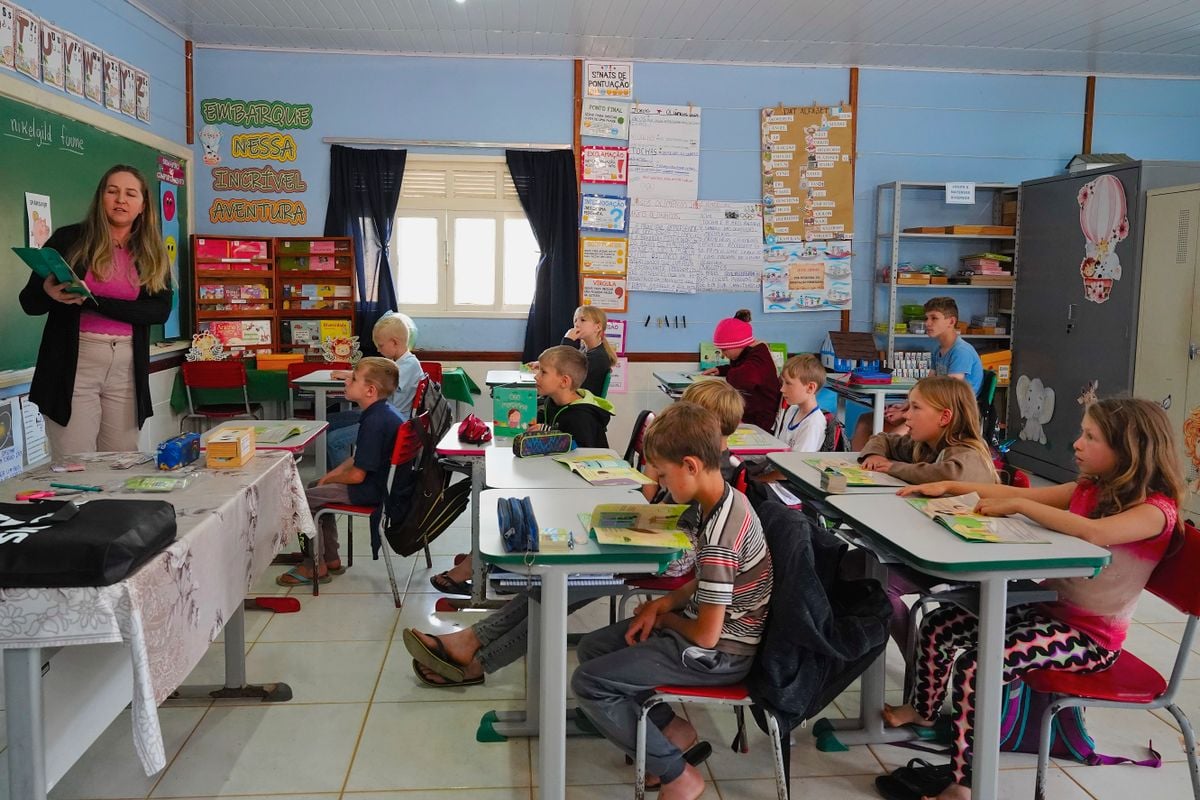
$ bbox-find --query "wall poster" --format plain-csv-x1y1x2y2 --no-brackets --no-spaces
761,240,853,312
761,104,854,242
580,236,627,274
580,145,628,184
581,274,628,312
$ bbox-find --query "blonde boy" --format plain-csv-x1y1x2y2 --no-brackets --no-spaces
534,344,614,449
326,313,422,465
280,357,403,586
774,354,827,452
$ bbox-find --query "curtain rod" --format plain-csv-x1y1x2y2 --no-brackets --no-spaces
322,137,570,149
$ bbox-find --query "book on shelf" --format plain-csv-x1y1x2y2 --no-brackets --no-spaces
803,458,908,487
906,493,1049,544
579,503,693,549
552,453,655,487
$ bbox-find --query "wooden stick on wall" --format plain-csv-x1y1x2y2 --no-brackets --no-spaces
185,40,194,145
1082,75,1096,155
573,60,583,188
842,66,859,334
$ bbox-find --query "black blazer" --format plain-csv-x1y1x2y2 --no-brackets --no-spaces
19,224,173,428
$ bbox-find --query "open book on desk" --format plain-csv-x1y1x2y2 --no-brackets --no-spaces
552,452,655,487
580,503,693,550
804,458,908,487
907,493,1050,544
12,246,96,302
253,423,305,444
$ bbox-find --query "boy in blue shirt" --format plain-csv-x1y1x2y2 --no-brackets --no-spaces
278,356,402,586
924,296,983,394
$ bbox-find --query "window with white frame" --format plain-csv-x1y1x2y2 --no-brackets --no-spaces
393,155,541,317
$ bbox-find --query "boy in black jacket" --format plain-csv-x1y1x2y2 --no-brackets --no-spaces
534,345,615,448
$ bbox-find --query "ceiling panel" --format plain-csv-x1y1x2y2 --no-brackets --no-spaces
130,0,1200,76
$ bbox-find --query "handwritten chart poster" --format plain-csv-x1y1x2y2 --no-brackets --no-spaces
581,145,628,184
580,236,627,274
582,274,628,312
580,194,628,233
628,199,764,294
585,61,633,98
605,318,626,355
607,357,628,394
581,99,630,140
761,241,853,312
761,104,854,241
628,103,701,201
0,397,25,481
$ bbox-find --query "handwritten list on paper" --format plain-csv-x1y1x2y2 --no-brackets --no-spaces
19,395,47,466
627,199,764,294
627,103,701,201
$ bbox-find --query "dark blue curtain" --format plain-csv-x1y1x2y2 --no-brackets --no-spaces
505,149,579,362
323,145,405,353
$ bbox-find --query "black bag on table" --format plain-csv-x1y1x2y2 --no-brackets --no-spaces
0,499,176,587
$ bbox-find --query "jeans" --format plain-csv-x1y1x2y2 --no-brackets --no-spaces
472,590,595,674
572,622,752,784
325,409,361,467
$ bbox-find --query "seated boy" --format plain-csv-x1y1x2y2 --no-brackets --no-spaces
572,402,774,799
429,344,615,594
850,296,984,448
534,344,615,448
326,312,422,466
279,357,403,586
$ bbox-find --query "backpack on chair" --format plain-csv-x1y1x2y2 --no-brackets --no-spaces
383,374,472,558
821,411,849,452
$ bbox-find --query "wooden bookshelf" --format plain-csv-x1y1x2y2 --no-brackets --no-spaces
274,236,357,355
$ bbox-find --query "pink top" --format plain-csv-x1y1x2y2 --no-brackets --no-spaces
1039,480,1178,651
79,246,140,336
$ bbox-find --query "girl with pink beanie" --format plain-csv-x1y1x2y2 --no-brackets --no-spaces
701,317,781,430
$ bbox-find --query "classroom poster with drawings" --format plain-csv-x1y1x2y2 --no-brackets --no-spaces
39,22,62,89
581,274,627,312
13,6,37,79
0,2,13,71
580,236,627,274
0,397,25,481
19,395,46,466
584,61,632,98
25,192,51,248
607,357,628,394
580,99,630,140
580,145,628,184
761,240,853,312
761,104,854,242
580,194,628,233
605,319,626,355
627,103,701,201
62,32,83,96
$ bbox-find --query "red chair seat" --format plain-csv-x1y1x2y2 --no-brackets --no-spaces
1024,650,1167,704
655,683,749,701
321,502,377,515
625,574,693,591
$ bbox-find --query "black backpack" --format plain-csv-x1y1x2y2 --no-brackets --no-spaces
383,375,471,557
821,410,849,452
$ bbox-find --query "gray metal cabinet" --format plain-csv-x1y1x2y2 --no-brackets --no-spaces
1007,162,1200,483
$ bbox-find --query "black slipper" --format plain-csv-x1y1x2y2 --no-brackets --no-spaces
412,659,484,688
429,571,472,595
402,628,467,682
874,759,954,800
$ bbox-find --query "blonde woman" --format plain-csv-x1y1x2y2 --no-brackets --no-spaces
562,305,617,396
19,164,172,458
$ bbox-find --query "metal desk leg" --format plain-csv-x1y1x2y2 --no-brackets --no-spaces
6,647,48,800
835,394,847,426
970,577,1007,800
314,387,329,475
872,396,887,434
480,590,543,740
539,571,569,800
470,458,487,605
171,606,292,702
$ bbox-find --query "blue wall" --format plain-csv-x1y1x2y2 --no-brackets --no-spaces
187,48,1200,354
17,0,186,144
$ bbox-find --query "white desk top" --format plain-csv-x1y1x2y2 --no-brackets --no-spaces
825,375,916,398
727,424,790,456
478,488,676,569
435,421,507,457
486,369,537,387
769,451,906,495
291,369,345,387
200,419,328,454
828,493,1110,576
485,447,631,489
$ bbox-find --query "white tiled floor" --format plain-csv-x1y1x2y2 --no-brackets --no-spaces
14,521,1200,800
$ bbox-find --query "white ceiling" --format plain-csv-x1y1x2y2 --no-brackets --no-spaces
130,0,1200,77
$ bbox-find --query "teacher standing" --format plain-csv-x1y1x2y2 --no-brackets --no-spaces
20,164,172,459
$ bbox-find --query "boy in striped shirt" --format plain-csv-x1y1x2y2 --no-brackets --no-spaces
572,402,773,800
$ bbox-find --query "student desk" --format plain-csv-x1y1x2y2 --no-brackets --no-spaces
0,450,316,800
290,369,345,474
485,369,537,389
824,374,917,434
824,493,1110,800
768,451,904,496
651,370,718,399
484,447,624,490
726,423,789,456
477,488,680,800
200,418,328,455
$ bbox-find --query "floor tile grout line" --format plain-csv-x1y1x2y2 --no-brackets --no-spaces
141,699,216,800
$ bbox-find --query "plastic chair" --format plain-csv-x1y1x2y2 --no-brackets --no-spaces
180,361,263,433
286,361,351,418
599,369,612,398
623,409,657,471
977,368,999,442
1025,521,1200,800
309,412,433,606
420,360,443,383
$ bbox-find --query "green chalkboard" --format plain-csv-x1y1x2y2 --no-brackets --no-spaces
0,92,189,372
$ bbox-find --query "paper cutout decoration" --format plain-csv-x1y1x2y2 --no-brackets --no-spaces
1016,375,1055,445
1077,174,1129,304
187,332,227,361
1184,406,1200,486
1076,380,1099,407
322,335,362,364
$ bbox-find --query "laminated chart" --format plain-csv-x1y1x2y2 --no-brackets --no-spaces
627,199,763,294
761,105,854,242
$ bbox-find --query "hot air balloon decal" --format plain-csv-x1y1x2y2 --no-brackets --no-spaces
1076,174,1129,304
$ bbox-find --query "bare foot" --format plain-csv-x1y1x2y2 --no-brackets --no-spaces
659,762,705,800
925,782,970,800
882,703,935,728
445,557,473,583
411,628,482,675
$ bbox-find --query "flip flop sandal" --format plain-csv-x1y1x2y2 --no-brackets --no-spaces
412,659,484,688
874,759,954,800
635,740,714,791
327,564,348,576
453,553,469,565
275,566,331,586
429,571,472,596
402,628,467,682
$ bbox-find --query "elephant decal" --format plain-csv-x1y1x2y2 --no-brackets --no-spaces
1016,374,1055,445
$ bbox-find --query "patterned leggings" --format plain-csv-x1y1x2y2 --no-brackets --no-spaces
910,604,1118,785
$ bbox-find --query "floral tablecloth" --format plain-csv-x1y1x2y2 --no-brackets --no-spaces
0,451,315,775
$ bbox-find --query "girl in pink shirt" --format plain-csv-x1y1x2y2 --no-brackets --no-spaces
885,398,1184,799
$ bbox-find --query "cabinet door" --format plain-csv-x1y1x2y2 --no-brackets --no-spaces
1008,168,1141,481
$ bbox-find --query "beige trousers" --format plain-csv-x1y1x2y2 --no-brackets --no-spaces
45,333,139,460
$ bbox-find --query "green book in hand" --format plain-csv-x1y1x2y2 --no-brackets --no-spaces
12,247,96,303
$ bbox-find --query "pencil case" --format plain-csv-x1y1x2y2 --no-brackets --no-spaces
156,433,201,470
512,430,573,458
497,496,538,552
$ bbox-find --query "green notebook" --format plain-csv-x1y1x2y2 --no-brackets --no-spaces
12,247,96,302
